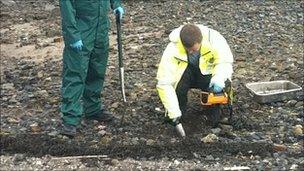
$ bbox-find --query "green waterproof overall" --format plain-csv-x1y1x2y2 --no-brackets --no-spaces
60,0,121,126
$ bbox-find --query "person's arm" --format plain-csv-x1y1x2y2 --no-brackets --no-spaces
59,0,81,46
209,30,234,89
156,44,182,119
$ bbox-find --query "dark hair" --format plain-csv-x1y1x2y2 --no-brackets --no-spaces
180,24,202,48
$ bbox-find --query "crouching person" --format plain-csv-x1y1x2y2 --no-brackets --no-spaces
156,24,234,136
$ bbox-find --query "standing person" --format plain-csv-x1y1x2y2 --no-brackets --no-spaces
156,24,233,132
59,0,124,137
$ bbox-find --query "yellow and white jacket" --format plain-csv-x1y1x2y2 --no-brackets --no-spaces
156,24,233,119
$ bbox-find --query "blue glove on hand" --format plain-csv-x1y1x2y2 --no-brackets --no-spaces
113,7,124,19
209,77,225,93
210,84,223,93
70,40,83,52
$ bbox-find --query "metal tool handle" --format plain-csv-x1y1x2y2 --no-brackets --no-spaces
116,13,123,73
116,12,126,102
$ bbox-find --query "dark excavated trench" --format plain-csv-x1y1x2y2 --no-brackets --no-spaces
1,131,274,160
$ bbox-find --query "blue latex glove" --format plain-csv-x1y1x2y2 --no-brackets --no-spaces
209,80,224,93
113,7,124,19
211,84,223,93
209,76,225,93
70,40,83,52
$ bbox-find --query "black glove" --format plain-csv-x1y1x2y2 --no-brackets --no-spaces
165,117,181,126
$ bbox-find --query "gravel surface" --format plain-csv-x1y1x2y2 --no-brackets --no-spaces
1,0,303,170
